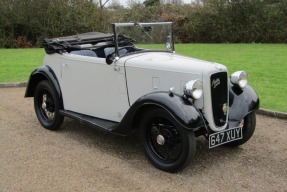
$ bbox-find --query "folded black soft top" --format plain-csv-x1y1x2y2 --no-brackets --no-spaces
42,32,114,54
49,32,114,45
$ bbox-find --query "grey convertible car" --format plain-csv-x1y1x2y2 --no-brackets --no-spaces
25,22,259,172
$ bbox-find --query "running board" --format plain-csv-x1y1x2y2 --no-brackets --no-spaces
59,110,119,132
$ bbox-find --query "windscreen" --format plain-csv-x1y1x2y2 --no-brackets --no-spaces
115,23,173,52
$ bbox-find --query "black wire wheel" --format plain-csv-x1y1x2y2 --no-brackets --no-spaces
139,108,196,172
224,111,256,147
34,80,64,130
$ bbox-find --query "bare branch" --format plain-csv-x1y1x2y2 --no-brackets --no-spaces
100,0,110,8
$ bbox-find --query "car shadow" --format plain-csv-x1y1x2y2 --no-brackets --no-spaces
182,136,245,174
59,118,143,159
58,118,245,175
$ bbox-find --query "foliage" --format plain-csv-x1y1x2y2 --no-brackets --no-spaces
143,0,160,7
0,0,287,47
0,0,103,47
15,36,33,48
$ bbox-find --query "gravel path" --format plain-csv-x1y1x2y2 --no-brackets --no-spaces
0,87,286,192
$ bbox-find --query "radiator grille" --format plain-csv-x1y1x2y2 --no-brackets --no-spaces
210,72,228,127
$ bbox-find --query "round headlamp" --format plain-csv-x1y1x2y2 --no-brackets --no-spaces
183,80,203,100
231,70,248,89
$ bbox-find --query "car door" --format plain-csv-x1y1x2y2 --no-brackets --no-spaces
60,54,129,122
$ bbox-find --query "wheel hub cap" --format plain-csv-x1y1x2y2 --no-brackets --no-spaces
41,94,55,121
156,135,165,145
42,102,47,110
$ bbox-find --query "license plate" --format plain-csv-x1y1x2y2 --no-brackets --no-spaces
209,127,243,148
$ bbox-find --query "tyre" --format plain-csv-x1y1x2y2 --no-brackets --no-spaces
225,111,256,147
139,108,196,172
34,80,64,130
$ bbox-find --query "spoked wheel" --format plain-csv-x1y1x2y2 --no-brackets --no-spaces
225,111,256,147
140,108,196,172
34,80,64,130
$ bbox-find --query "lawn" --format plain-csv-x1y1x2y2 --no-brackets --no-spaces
0,44,286,113
0,48,45,82
176,44,287,113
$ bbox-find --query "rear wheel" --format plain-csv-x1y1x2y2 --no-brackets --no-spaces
139,108,196,172
225,111,256,147
34,80,64,130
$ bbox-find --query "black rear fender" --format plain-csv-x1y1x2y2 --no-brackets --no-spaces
24,66,61,99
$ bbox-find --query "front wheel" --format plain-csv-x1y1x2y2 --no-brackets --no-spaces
34,80,64,130
225,111,256,147
139,108,196,172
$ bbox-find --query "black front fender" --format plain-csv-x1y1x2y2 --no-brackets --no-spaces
25,66,61,98
113,92,205,135
228,82,259,127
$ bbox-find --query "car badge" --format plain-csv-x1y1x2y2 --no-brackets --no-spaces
212,78,220,89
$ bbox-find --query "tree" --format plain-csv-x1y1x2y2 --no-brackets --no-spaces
143,0,160,7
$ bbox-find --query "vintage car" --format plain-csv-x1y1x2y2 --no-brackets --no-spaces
25,22,259,172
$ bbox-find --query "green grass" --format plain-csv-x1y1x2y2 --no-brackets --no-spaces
176,44,287,113
0,45,286,113
0,48,45,82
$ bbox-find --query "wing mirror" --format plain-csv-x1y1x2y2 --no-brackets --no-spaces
106,54,114,65
106,54,120,65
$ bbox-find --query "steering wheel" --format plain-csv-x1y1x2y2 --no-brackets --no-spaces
108,46,135,57
105,46,135,65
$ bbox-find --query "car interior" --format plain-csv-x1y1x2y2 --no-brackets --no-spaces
69,46,137,58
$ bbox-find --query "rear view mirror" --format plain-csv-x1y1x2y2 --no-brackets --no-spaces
142,26,152,33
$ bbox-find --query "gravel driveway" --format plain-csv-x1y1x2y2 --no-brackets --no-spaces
0,87,286,192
